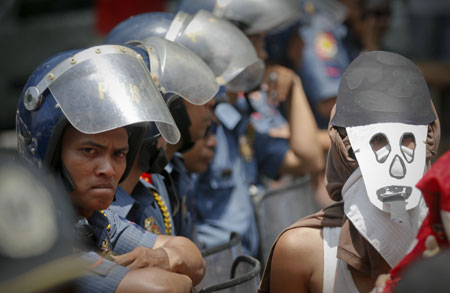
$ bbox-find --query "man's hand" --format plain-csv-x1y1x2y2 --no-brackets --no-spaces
262,65,297,106
112,246,170,271
370,273,391,293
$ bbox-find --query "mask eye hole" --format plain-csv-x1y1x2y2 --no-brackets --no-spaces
370,133,390,163
401,133,415,163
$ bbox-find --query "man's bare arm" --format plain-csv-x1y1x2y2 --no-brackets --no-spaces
153,235,206,286
116,266,192,293
270,227,324,293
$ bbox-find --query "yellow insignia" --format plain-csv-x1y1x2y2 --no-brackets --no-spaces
101,238,109,253
239,123,255,163
314,32,338,60
304,1,315,16
144,216,161,235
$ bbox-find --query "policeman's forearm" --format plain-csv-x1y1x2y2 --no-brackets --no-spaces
160,236,206,286
280,149,323,176
116,267,192,293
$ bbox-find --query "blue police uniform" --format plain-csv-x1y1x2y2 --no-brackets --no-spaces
192,93,289,256
297,14,358,128
76,166,197,291
86,209,157,255
109,184,167,235
168,153,197,241
76,251,130,292
74,214,135,292
150,173,177,236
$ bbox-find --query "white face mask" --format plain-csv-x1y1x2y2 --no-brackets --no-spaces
346,123,428,217
342,168,427,267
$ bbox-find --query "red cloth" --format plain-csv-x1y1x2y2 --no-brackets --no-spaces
95,0,166,35
140,172,153,184
384,150,450,292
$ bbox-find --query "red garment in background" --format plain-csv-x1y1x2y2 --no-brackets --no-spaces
96,0,166,35
384,150,450,292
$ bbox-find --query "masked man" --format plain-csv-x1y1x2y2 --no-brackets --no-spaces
259,51,441,292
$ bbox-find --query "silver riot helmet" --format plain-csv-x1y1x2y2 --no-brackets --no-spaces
16,45,180,181
177,0,301,35
331,51,436,215
105,11,265,93
127,37,219,105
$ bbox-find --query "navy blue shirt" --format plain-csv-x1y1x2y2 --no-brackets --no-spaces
87,209,157,255
169,154,197,241
192,92,289,256
110,184,167,235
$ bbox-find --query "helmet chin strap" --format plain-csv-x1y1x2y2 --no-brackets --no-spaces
138,139,169,174
60,164,75,193
149,148,169,174
167,95,194,153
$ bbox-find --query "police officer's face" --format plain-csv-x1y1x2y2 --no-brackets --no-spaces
61,125,129,218
183,99,215,142
183,133,217,174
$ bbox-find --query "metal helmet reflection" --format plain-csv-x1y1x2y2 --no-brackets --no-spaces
105,11,264,92
16,45,180,181
177,0,301,34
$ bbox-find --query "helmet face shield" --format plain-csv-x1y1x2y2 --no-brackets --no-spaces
32,45,180,144
215,0,301,34
178,0,301,34
133,37,218,105
225,59,265,92
167,10,264,91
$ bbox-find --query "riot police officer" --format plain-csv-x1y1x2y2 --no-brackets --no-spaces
16,45,203,291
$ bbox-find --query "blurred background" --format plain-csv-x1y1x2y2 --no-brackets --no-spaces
1,0,449,157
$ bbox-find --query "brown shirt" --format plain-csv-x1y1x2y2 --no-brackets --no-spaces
258,202,388,293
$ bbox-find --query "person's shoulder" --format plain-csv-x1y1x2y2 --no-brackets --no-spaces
271,226,323,272
275,227,323,257
269,227,324,292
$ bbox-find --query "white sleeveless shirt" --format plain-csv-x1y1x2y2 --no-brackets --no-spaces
322,227,360,293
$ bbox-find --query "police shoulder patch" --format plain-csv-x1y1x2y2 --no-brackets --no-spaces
144,216,161,235
314,32,338,60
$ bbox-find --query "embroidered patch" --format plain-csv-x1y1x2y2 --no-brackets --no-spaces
314,32,338,60
144,216,161,235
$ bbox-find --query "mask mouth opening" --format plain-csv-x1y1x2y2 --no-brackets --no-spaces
376,185,413,202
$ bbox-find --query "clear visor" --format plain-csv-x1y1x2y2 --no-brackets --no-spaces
38,46,180,144
225,59,265,92
130,37,218,105
167,10,263,91
214,0,301,34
